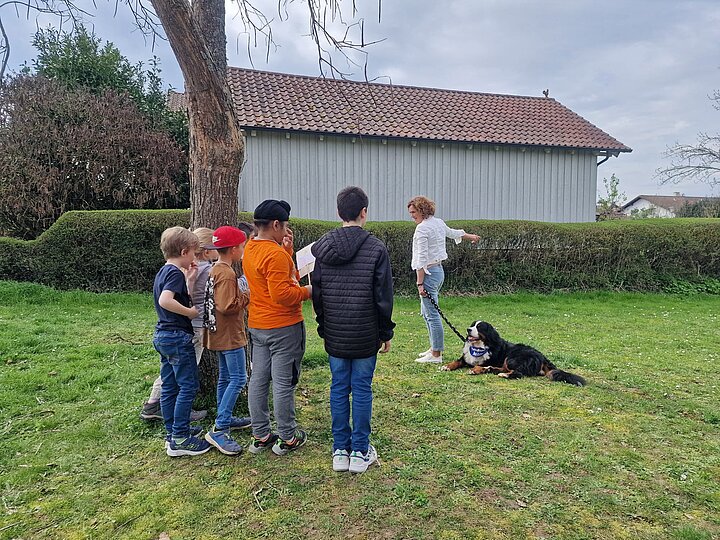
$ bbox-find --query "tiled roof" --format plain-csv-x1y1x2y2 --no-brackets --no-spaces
623,195,718,212
171,68,632,152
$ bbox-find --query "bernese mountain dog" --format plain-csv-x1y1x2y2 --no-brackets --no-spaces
439,320,586,386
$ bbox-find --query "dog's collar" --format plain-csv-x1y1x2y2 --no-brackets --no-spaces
468,344,489,357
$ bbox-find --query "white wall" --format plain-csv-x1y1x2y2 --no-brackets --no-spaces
623,199,671,217
239,130,600,222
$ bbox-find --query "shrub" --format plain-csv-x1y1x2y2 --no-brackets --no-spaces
0,211,718,294
0,76,187,239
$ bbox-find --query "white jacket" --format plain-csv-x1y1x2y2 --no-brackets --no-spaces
411,216,465,272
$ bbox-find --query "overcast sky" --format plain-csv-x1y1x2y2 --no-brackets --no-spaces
4,0,720,200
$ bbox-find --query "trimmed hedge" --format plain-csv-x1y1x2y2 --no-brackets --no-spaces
1,210,719,294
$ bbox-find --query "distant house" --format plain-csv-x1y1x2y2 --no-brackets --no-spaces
171,68,631,222
621,194,715,217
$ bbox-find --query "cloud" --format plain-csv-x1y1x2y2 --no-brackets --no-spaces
2,0,719,198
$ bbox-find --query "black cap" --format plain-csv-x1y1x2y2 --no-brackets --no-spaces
254,199,291,221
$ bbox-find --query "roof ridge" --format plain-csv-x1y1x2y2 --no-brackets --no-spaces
227,66,555,102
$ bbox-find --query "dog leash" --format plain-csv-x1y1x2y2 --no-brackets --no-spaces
425,293,466,343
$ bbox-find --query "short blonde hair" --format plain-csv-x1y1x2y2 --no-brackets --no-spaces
407,196,436,219
192,227,214,249
160,226,199,259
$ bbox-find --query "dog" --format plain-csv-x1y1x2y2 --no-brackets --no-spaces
439,320,586,386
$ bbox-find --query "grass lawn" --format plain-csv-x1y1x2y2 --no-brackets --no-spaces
0,281,719,540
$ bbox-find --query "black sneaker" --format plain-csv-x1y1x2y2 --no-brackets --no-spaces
189,409,208,422
140,401,162,421
272,429,308,456
248,433,279,455
166,435,211,457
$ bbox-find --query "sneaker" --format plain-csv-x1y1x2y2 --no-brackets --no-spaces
248,433,279,454
205,428,243,456
332,449,350,472
228,416,252,430
415,352,443,363
190,409,208,422
166,435,211,457
140,401,162,421
417,348,432,358
348,444,377,474
272,429,308,456
164,426,203,448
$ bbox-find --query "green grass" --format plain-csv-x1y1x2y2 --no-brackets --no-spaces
1,281,719,539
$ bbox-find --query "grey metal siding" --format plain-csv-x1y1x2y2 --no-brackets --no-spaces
239,131,598,222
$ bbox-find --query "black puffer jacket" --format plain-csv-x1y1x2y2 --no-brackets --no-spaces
311,226,395,359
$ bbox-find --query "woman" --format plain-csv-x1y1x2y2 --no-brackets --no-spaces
408,196,479,363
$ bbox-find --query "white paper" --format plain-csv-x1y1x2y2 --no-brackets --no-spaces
295,242,316,279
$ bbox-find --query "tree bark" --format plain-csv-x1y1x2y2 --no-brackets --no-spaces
150,0,244,231
151,0,246,408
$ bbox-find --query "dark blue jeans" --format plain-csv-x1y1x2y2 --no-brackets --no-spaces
329,355,377,454
215,347,248,430
153,329,199,439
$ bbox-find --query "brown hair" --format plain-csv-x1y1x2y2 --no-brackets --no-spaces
407,196,436,219
160,226,199,259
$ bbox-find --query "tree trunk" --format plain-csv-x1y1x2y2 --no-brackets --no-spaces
151,0,246,409
150,0,244,232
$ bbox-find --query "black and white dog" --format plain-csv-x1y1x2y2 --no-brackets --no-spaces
440,320,586,386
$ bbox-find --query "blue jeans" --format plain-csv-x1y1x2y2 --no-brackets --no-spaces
329,355,377,454
153,329,199,438
215,347,248,430
420,265,445,352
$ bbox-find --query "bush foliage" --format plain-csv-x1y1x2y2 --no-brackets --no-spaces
1,210,718,294
0,76,187,239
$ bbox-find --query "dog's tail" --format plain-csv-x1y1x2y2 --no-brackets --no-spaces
545,368,586,387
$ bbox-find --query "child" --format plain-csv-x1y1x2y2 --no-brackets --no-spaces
140,228,216,422
311,186,395,473
203,226,251,455
243,200,312,455
152,226,211,457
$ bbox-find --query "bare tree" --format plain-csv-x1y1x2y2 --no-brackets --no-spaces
2,0,380,230
657,91,720,187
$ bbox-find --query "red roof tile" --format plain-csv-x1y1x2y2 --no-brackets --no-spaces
176,68,632,152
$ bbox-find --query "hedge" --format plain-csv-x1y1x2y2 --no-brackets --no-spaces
1,210,719,294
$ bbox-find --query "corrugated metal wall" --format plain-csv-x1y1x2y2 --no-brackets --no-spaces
239,130,598,222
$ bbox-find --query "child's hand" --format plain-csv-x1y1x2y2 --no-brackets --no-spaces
188,306,199,319
379,340,391,353
186,261,198,283
282,227,294,250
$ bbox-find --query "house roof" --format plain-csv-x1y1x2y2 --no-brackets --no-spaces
169,68,632,152
622,195,718,212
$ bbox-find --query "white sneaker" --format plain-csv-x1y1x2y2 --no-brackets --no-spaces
415,352,442,363
417,348,432,358
332,449,350,472
349,444,377,474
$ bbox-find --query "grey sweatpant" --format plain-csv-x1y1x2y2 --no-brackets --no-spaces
248,322,306,441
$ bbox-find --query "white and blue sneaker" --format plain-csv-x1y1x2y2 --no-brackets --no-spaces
348,444,377,474
332,449,350,472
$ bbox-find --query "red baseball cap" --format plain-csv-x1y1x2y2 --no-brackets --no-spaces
207,226,247,249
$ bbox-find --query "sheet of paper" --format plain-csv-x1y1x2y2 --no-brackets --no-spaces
295,242,316,279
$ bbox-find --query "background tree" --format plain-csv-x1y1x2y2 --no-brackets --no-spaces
1,0,378,231
596,173,627,221
657,90,720,187
29,25,190,204
675,198,720,218
0,75,186,238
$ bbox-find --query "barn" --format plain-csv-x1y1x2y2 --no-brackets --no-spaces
183,68,632,222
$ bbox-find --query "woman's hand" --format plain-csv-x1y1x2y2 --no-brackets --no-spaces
463,233,480,244
417,284,427,297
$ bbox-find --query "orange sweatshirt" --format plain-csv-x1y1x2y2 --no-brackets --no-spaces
243,238,310,329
